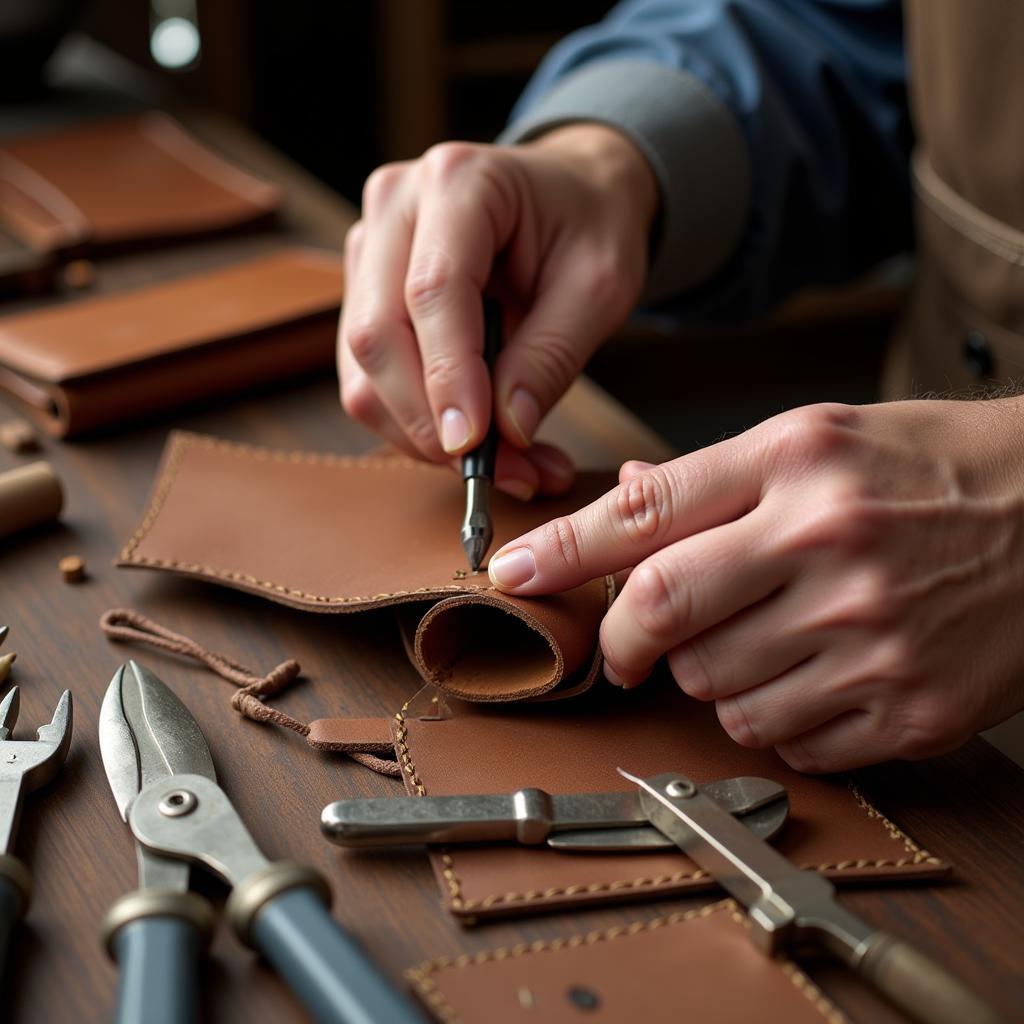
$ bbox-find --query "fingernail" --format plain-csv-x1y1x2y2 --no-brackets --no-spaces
507,388,540,446
496,478,535,502
488,546,536,588
441,407,471,453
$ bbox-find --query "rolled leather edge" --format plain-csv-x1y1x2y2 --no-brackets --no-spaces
413,578,610,702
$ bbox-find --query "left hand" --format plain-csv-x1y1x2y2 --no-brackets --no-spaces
486,398,1024,772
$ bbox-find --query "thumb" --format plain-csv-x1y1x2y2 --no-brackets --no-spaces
488,439,762,595
494,259,634,447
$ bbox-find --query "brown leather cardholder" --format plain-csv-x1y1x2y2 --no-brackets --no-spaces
0,249,342,436
118,432,617,701
384,679,948,921
0,113,280,256
406,900,842,1024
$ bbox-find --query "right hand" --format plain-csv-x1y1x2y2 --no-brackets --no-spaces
338,123,658,499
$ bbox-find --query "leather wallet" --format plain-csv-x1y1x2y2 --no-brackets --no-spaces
0,113,280,256
0,249,342,436
322,677,947,921
118,432,616,702
406,900,843,1023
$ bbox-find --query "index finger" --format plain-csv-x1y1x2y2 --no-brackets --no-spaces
487,439,762,594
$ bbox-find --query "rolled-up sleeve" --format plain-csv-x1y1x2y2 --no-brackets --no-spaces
500,0,910,320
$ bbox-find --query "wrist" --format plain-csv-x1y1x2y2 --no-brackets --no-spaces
525,122,659,238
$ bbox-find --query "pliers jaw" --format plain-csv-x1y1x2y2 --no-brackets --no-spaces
0,688,73,798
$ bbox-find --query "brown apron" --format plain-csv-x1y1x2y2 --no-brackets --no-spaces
883,0,1024,398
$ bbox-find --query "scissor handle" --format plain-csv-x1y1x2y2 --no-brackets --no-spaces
859,931,1005,1024
104,889,214,1024
229,864,424,1024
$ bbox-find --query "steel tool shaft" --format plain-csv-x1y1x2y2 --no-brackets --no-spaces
460,297,501,571
622,768,1004,1024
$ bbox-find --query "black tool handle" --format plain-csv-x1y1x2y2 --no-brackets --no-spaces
858,931,1005,1024
112,915,204,1024
251,885,424,1024
461,297,501,481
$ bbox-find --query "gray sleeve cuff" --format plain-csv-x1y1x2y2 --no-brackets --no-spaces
498,60,751,304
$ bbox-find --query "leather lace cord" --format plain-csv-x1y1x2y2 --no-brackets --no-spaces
99,608,400,776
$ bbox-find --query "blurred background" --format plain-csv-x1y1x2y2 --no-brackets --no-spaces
0,0,903,454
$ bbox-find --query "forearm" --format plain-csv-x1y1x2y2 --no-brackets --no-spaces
503,0,912,320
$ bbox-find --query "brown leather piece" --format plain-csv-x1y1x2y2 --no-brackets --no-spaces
0,113,279,255
307,717,395,753
0,249,343,436
118,432,616,701
407,900,842,1024
390,679,948,921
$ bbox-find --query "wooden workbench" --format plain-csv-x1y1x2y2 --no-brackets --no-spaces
0,108,1022,1024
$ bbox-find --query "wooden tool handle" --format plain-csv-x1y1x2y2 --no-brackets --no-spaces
0,461,62,539
859,931,1005,1024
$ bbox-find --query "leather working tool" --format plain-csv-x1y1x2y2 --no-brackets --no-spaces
460,296,502,572
320,776,789,851
99,661,424,1024
620,768,1003,1024
0,666,73,982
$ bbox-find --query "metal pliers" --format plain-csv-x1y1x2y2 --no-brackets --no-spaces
0,650,73,978
100,661,423,1024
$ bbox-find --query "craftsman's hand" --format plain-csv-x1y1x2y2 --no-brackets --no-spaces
488,398,1024,771
338,125,657,499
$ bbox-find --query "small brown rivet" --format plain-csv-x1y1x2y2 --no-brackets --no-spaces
62,259,96,290
59,555,86,583
0,419,38,454
452,568,468,580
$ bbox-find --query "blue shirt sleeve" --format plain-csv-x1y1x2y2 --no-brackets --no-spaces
504,0,911,321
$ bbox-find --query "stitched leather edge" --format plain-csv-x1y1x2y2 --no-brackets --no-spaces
404,899,845,1024
391,704,945,917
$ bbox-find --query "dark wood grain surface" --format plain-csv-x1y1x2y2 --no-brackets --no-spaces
0,112,1021,1024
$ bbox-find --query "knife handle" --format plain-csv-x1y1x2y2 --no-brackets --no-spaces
103,889,214,1024
229,864,424,1024
461,297,501,482
858,931,1005,1024
0,855,31,986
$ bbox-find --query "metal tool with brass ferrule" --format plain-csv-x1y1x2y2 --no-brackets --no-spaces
620,768,1004,1024
460,297,502,572
320,776,789,851
100,661,424,1024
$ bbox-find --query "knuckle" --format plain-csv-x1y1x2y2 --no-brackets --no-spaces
776,737,826,775
340,376,378,425
765,403,857,472
422,352,463,392
892,701,953,760
362,163,405,210
343,220,364,261
615,468,674,545
404,254,455,315
421,141,478,181
538,515,583,573
345,318,389,372
579,252,635,315
628,561,686,641
403,413,441,454
781,480,883,558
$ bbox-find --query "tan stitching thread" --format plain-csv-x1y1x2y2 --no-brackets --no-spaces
397,701,943,911
120,431,612,609
405,900,845,1024
849,783,941,866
